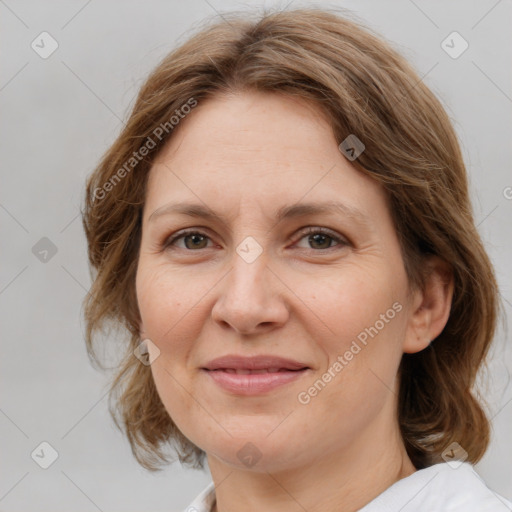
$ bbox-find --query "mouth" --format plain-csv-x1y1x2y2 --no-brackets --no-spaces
201,355,311,395
203,354,309,371
202,368,310,395
209,367,306,374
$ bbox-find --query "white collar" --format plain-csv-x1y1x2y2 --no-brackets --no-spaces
183,480,216,512
182,462,512,511
359,462,512,511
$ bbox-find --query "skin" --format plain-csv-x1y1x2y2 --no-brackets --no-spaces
135,90,453,512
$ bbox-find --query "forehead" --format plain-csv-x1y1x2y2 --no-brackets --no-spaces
152,90,335,172
144,90,388,225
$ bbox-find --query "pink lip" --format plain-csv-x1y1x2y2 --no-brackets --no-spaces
203,354,308,371
204,369,308,395
201,355,310,395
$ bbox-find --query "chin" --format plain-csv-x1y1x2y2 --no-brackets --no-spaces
197,425,308,473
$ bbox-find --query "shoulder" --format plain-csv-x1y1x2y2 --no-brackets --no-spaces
360,462,512,512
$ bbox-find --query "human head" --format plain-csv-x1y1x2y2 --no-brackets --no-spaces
82,7,498,471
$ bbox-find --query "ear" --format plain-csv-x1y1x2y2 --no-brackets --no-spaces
138,320,146,339
403,256,454,354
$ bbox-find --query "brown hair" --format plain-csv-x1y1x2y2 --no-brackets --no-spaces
82,7,499,471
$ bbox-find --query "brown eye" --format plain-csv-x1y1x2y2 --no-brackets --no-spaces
307,233,336,249
294,227,347,250
182,233,209,249
164,230,212,250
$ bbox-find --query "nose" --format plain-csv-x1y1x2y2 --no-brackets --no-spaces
211,250,290,335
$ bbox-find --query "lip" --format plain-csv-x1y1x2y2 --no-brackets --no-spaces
203,354,309,371
201,355,310,395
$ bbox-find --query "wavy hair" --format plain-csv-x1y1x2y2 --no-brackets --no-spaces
82,7,499,471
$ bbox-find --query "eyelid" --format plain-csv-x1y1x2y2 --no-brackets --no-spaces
163,225,350,251
163,227,217,249
291,226,349,248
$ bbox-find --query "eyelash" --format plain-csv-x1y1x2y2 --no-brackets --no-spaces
162,226,349,252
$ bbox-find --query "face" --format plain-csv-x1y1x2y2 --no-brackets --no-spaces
136,90,418,473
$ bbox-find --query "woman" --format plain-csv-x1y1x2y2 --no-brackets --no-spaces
82,8,512,512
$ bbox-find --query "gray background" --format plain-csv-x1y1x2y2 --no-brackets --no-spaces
1,0,511,510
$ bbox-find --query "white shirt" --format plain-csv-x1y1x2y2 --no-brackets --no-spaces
182,462,512,511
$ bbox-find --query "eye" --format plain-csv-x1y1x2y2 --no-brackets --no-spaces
162,227,348,252
293,227,348,250
164,229,213,250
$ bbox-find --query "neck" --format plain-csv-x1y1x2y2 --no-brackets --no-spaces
207,418,416,512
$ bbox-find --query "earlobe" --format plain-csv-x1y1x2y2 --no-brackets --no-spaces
403,256,454,354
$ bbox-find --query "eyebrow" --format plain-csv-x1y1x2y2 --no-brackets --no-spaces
148,200,372,228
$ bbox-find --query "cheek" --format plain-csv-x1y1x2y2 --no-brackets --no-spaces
296,260,406,349
136,261,212,349
293,272,406,445
135,261,222,427
293,260,408,399
136,263,209,438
